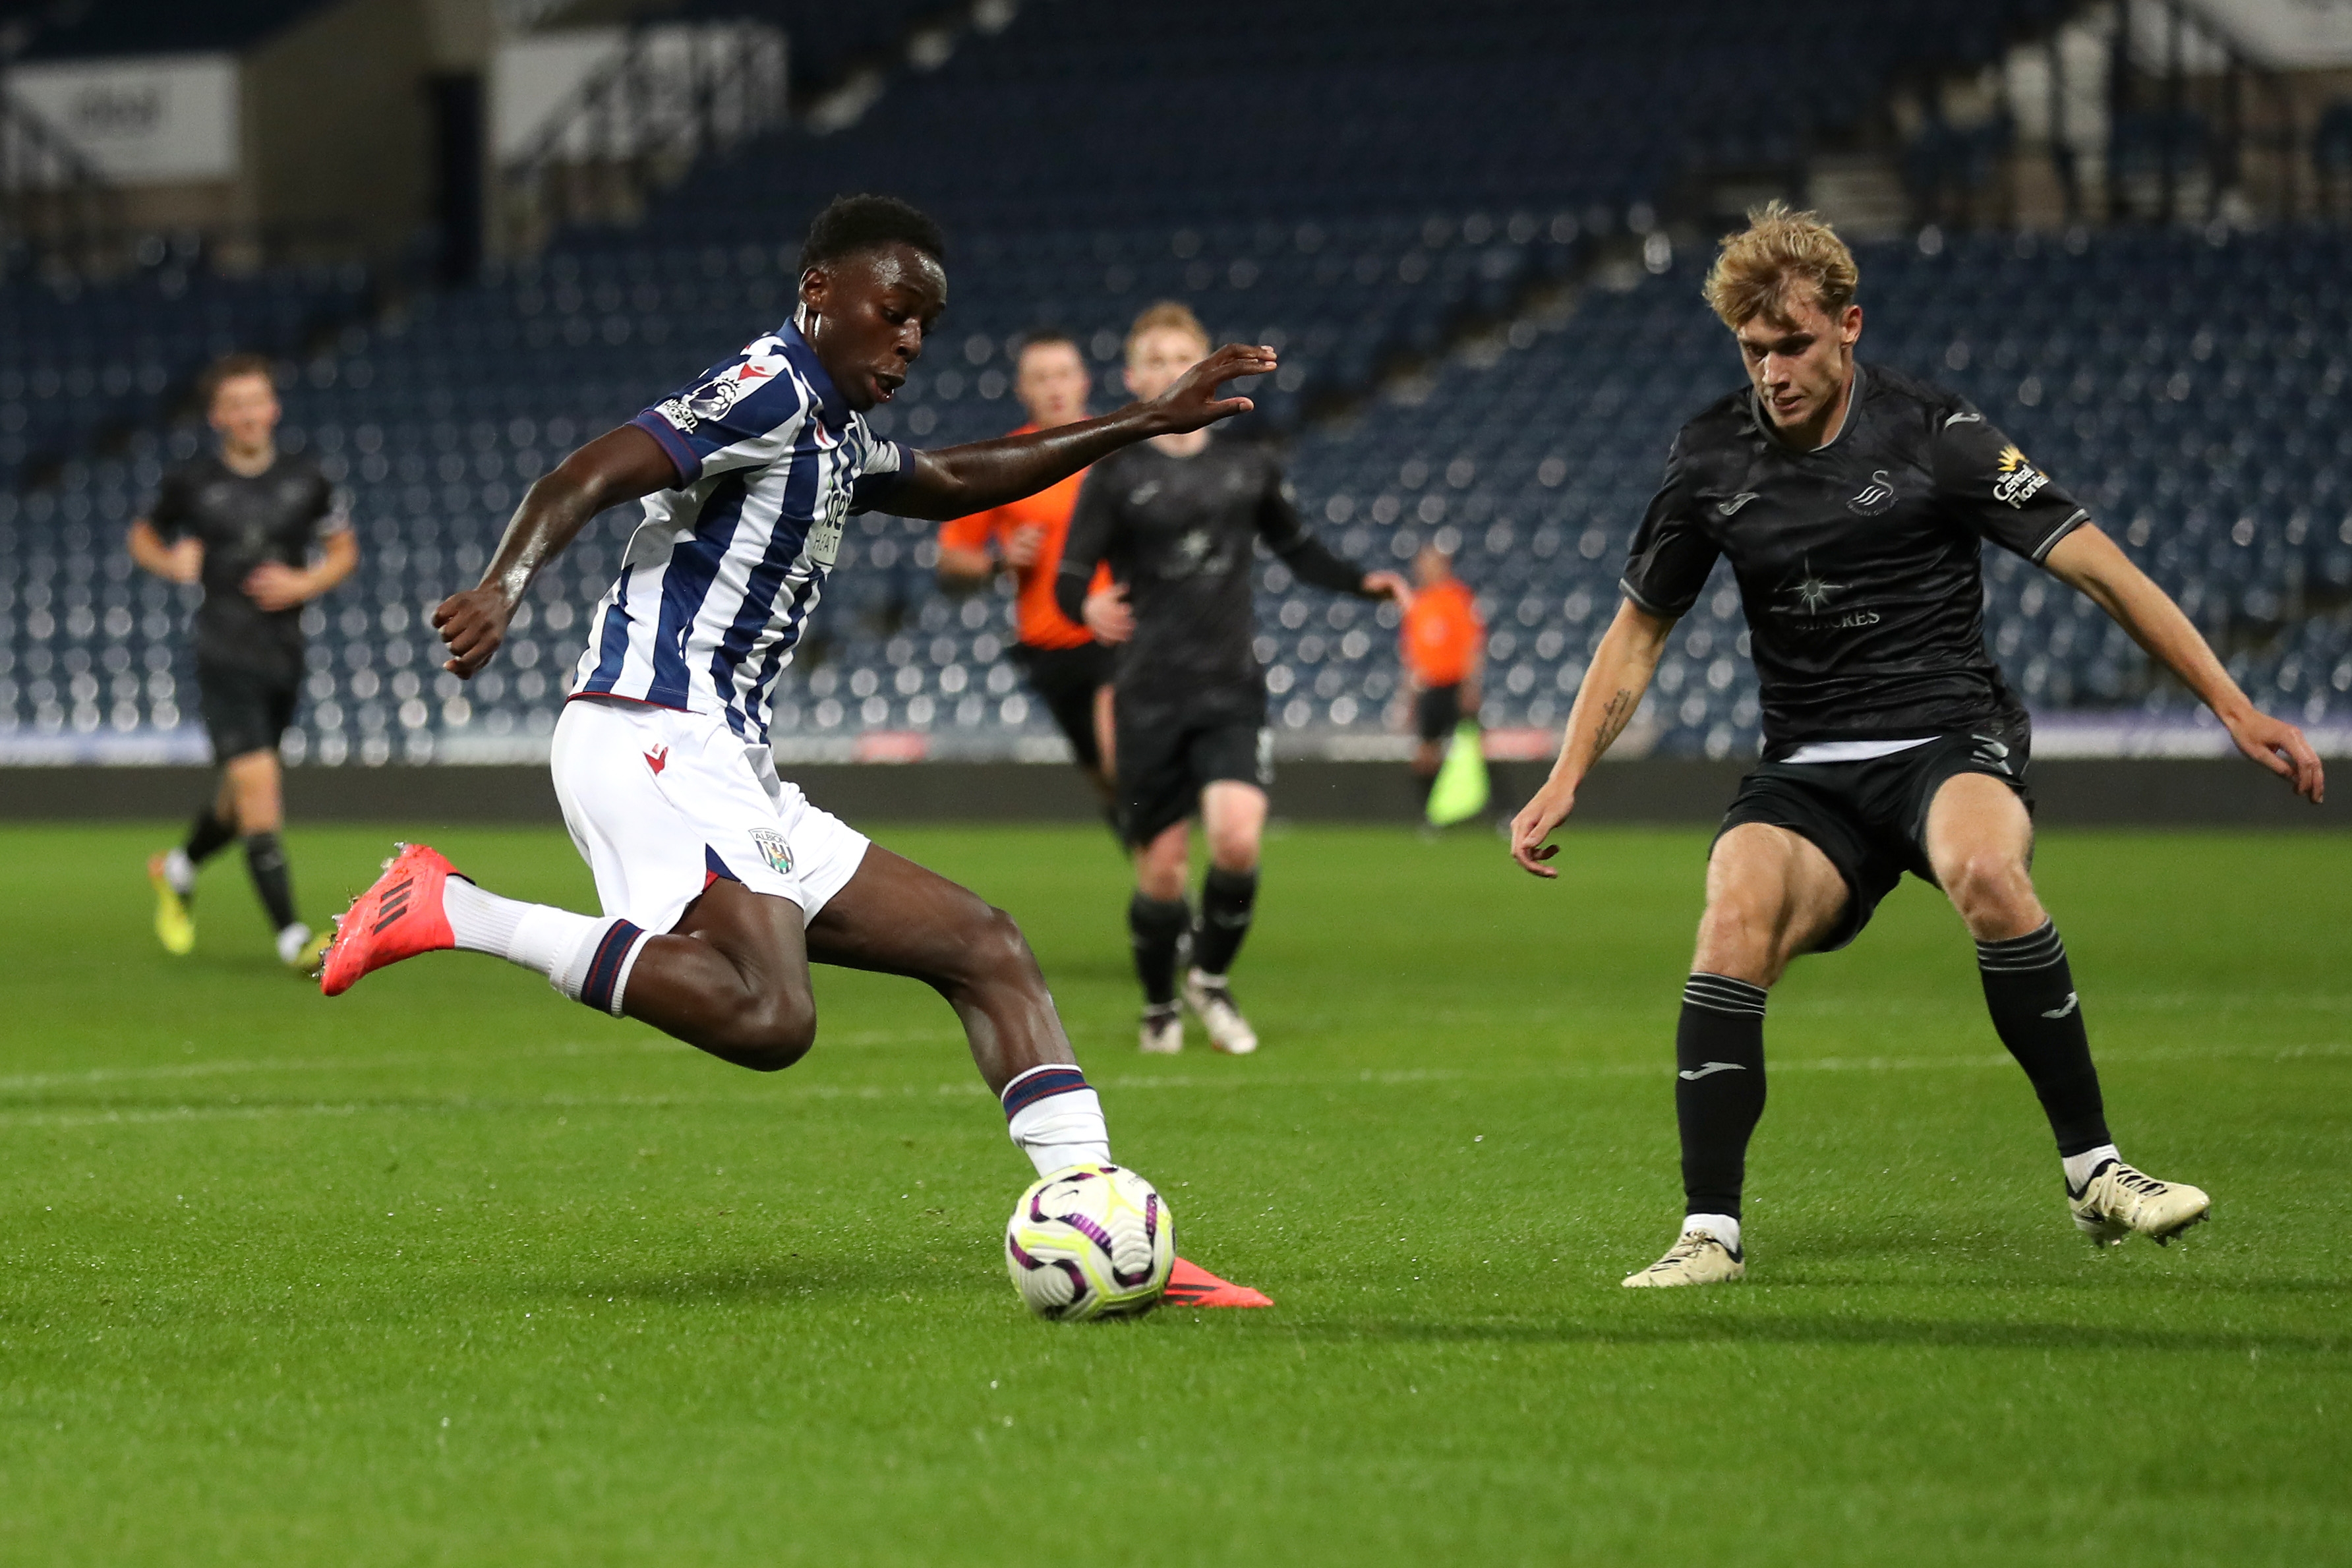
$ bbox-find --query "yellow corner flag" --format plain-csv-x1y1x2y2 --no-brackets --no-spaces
1426,722,1489,827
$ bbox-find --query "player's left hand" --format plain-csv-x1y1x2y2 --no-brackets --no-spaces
1362,569,1413,612
434,586,512,678
1146,343,1278,434
2226,708,2325,803
242,561,314,612
1082,583,1134,644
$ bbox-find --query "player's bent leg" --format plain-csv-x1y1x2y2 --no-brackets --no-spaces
808,846,1068,1094
1627,824,1846,1287
224,749,285,835
222,749,323,969
1923,773,2207,1245
628,879,817,1070
1922,772,2044,942
319,845,815,1070
1692,823,1847,985
1183,781,1264,1055
149,773,252,954
806,846,1116,1177
1131,821,1191,1053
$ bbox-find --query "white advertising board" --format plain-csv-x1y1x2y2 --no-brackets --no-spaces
5,53,241,183
2190,0,2352,66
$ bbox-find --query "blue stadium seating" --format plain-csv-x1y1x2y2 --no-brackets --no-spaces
1,0,2345,765
0,256,370,488
1285,223,2352,757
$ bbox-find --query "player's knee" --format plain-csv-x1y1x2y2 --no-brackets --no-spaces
962,904,1037,983
1693,895,1780,982
1205,835,1258,874
1942,850,2036,928
719,985,817,1071
1135,855,1187,902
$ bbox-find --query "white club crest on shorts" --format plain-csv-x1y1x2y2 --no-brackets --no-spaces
749,827,793,875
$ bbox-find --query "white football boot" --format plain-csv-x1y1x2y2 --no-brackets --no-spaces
1182,968,1258,1055
2068,1158,2210,1247
1622,1229,1746,1288
1138,1002,1184,1055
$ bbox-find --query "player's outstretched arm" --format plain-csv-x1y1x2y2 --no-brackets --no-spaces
1510,598,1674,877
883,343,1277,522
2045,525,2324,803
432,424,676,677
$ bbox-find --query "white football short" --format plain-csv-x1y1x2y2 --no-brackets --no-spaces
550,695,870,933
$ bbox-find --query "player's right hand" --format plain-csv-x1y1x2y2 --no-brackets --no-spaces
1149,343,1278,434
1082,583,1135,644
1002,523,1047,569
1509,782,1577,879
432,586,511,678
167,539,204,584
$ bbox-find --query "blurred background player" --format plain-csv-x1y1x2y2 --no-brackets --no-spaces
935,329,1117,807
129,353,357,969
1057,302,1411,1055
1399,540,1485,817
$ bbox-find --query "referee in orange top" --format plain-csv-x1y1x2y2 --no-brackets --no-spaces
937,329,1117,802
1399,540,1485,809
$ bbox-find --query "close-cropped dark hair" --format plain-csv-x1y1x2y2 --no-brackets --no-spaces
199,351,276,409
799,194,946,273
1016,327,1079,359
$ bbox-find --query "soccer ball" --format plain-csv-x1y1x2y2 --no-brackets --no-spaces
1004,1163,1175,1321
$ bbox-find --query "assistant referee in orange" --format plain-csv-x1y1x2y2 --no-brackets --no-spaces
937,329,1116,802
1399,540,1485,809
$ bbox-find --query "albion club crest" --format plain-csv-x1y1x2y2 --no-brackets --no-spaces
748,828,794,876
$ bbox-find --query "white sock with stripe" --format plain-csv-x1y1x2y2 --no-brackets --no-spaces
441,879,650,1015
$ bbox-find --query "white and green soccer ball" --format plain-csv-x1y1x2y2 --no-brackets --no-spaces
1004,1163,1175,1321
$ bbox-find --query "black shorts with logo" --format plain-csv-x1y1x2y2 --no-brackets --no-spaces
1715,729,2033,952
1115,701,1273,848
1009,641,1113,774
197,659,302,763
1413,683,1462,744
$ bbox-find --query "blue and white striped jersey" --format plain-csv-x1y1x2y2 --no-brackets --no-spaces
569,321,906,738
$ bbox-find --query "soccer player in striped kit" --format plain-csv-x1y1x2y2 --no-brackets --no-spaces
320,196,1268,1306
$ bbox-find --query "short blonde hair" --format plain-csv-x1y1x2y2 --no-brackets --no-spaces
1125,299,1208,361
1703,201,1859,329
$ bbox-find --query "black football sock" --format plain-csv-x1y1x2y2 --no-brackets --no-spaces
1976,921,2110,1157
243,832,300,933
1191,867,1258,977
183,805,237,866
1676,974,1770,1221
1127,893,1189,1007
1413,767,1437,808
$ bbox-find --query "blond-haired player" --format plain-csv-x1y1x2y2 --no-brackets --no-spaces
1510,203,2322,1286
1057,302,1411,1054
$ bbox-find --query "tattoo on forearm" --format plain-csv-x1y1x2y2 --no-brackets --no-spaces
1591,689,1637,756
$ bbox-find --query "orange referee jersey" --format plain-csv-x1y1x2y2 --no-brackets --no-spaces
1401,577,1483,687
937,423,1107,651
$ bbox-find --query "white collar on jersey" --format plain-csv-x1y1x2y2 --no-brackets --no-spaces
779,316,854,437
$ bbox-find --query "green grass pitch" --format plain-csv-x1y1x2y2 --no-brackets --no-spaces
1,816,2347,1565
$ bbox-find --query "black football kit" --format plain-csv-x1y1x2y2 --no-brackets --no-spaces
1623,363,2120,1242
1057,434,1381,848
1623,362,2088,947
148,450,344,759
145,448,345,952
1057,433,1384,1016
